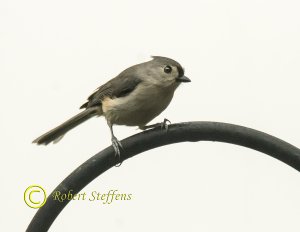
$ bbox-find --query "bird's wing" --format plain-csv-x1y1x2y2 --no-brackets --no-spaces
80,74,142,109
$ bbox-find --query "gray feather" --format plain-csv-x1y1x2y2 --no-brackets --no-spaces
33,107,98,145
80,56,184,110
80,72,142,109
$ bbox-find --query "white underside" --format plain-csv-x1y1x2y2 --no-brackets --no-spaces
102,82,178,127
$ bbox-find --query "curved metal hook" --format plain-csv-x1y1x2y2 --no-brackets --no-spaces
26,121,300,231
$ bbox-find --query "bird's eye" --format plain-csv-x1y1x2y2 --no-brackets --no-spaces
164,65,172,74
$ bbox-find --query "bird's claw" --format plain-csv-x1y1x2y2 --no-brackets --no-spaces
140,118,171,131
111,136,123,166
161,118,171,131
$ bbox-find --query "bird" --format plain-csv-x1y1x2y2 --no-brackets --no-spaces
33,56,191,159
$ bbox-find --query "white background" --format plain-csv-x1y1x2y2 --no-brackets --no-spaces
1,0,300,231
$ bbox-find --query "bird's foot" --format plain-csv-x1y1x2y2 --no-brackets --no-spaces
160,118,171,131
140,118,171,131
111,136,123,166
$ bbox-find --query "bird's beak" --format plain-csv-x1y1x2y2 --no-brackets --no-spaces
176,75,191,83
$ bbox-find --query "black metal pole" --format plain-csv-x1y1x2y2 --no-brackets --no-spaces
26,121,300,231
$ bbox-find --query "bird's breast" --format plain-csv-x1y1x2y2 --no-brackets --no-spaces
102,83,176,126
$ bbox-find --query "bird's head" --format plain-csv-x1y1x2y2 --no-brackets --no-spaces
145,56,191,88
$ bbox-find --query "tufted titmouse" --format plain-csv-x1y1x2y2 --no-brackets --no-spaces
33,56,191,156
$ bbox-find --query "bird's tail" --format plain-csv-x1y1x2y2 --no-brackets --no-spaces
33,107,99,145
